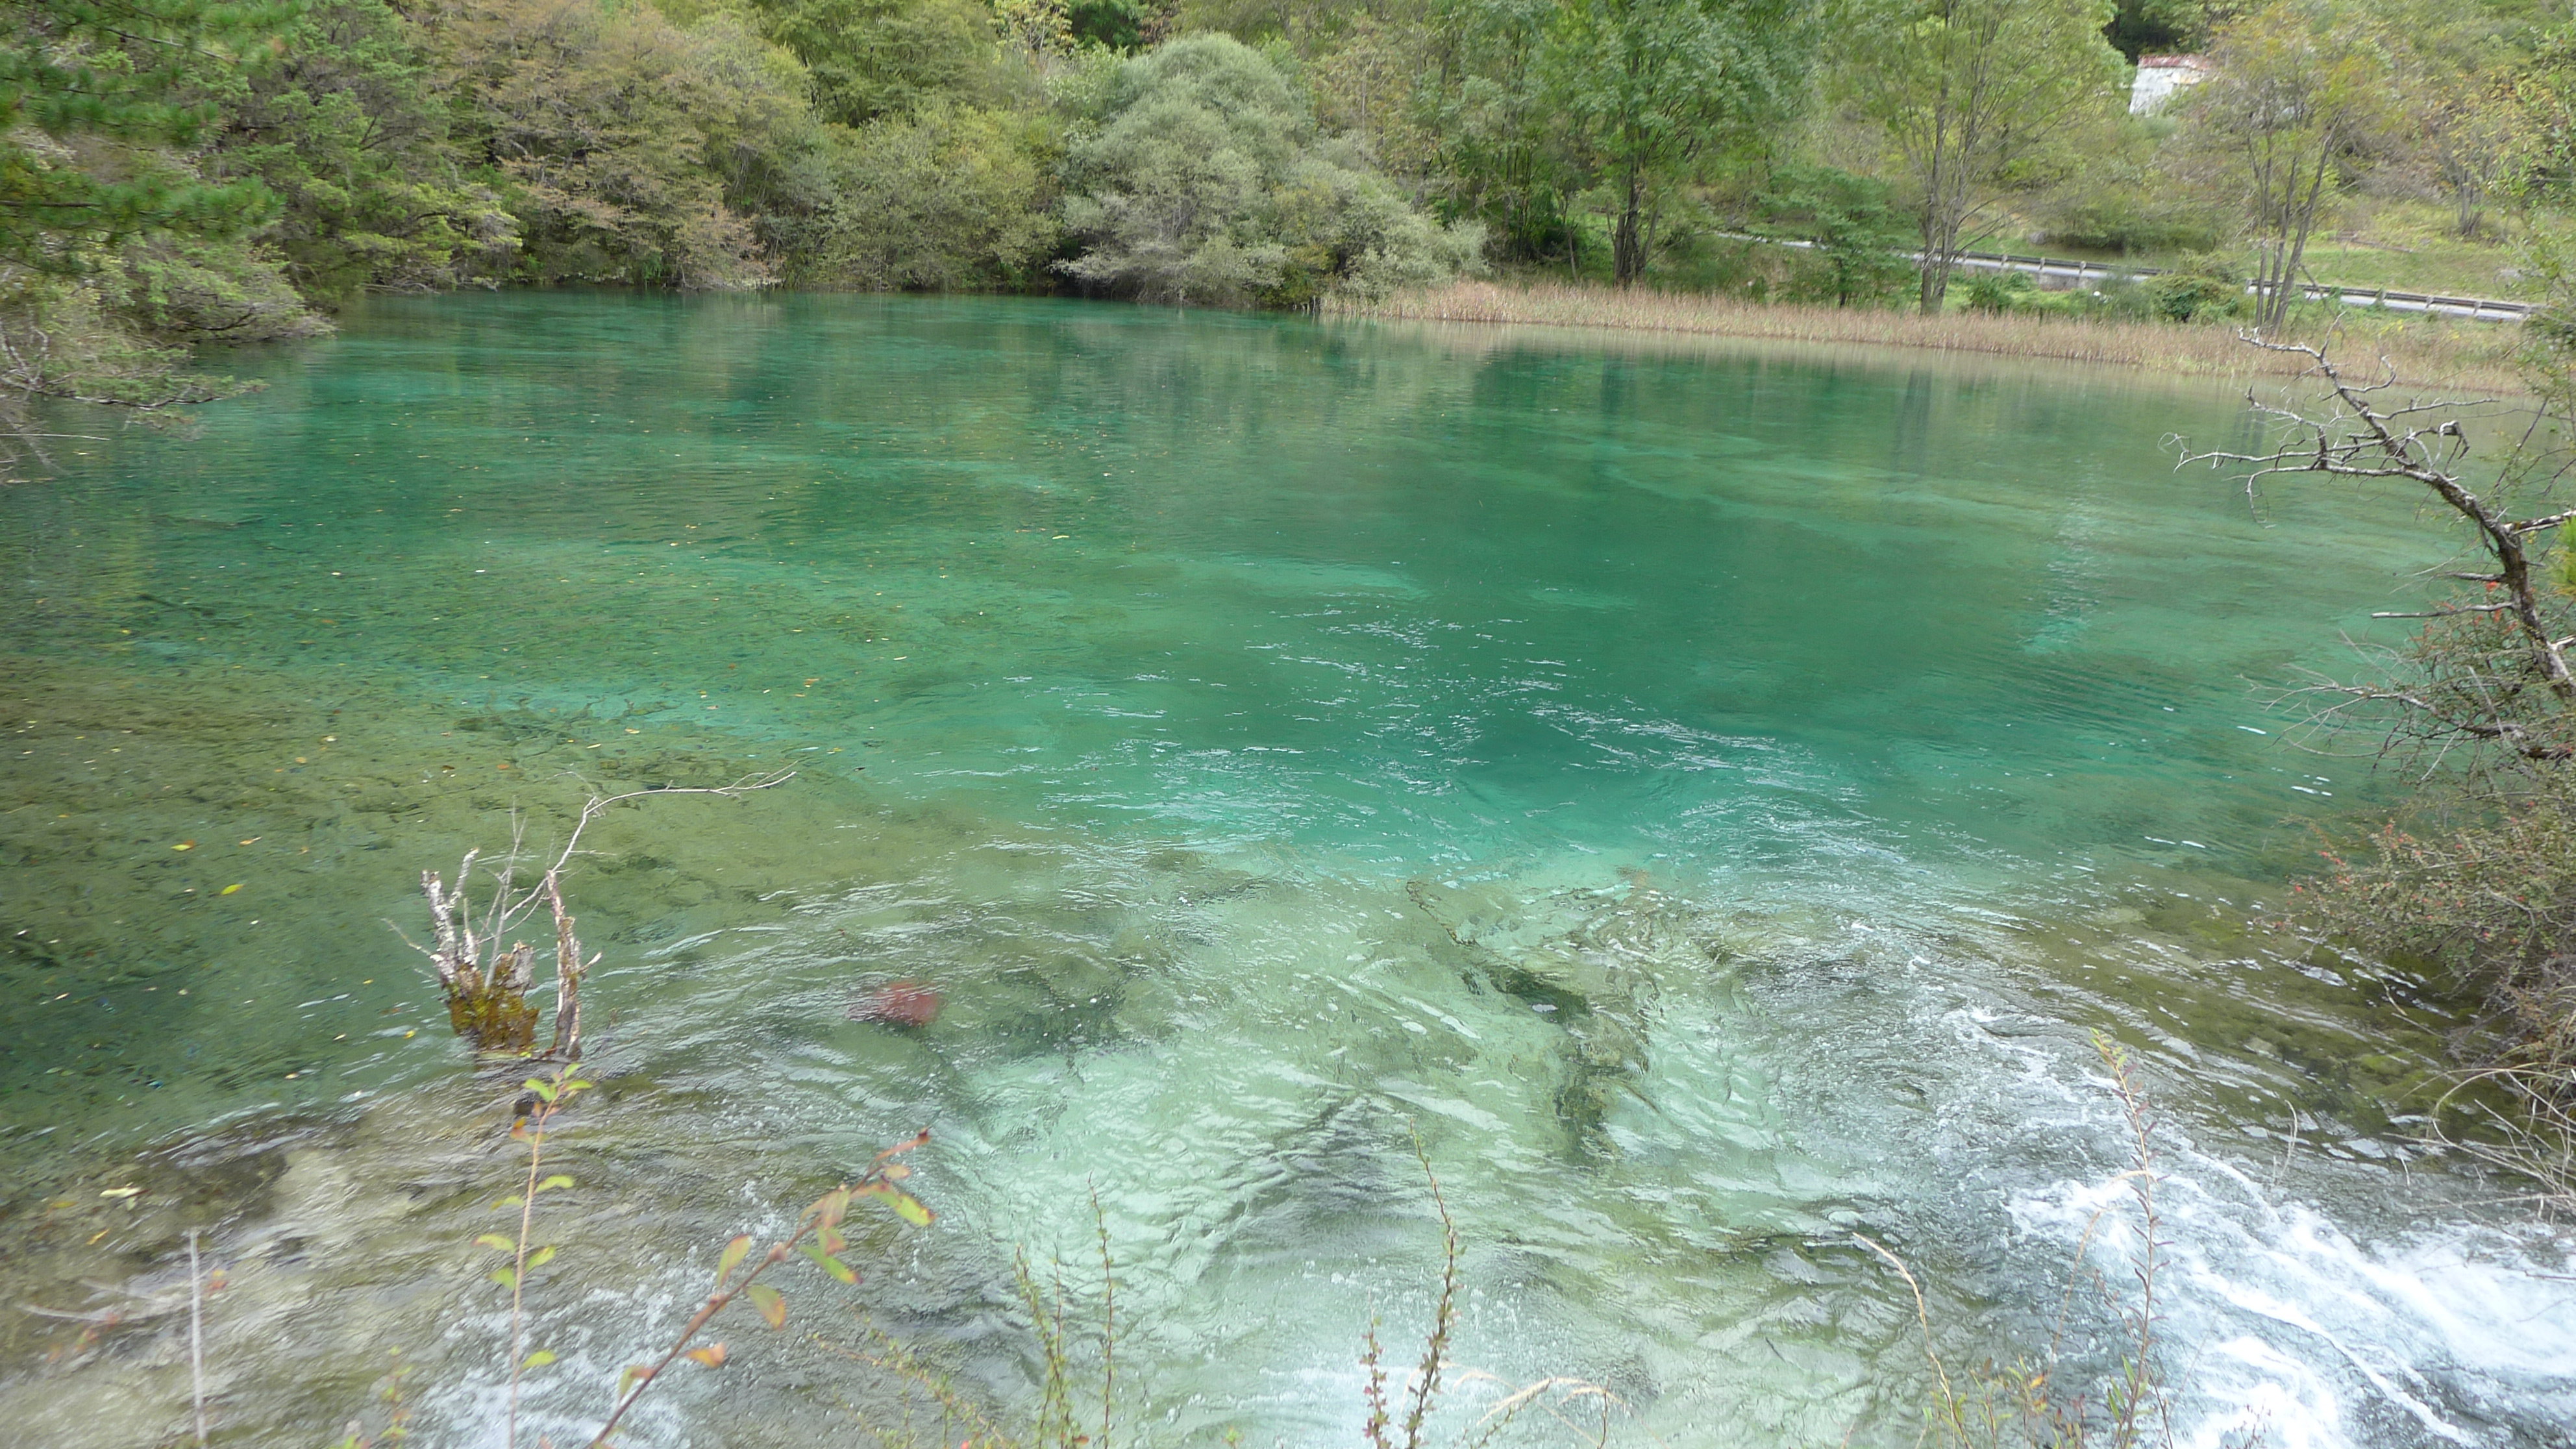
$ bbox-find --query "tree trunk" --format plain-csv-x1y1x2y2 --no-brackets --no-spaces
1917,203,1962,314
2255,142,2332,335
1916,139,1964,314
1613,167,1646,286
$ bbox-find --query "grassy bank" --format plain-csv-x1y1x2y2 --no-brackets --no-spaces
1331,280,2530,391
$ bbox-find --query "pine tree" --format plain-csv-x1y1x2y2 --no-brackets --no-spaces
1,0,293,269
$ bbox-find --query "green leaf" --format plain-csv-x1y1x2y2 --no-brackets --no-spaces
565,1078,592,1093
523,1350,556,1369
882,1189,934,1228
493,1195,525,1210
491,1267,519,1290
535,1174,575,1194
476,1233,517,1253
745,1283,787,1330
526,1245,556,1270
797,1242,858,1285
717,1235,753,1282
525,1078,558,1104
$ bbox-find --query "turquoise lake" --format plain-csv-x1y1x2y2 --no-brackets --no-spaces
1,293,2569,1447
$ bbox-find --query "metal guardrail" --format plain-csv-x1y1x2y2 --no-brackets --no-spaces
1724,234,2536,323
1946,248,2534,323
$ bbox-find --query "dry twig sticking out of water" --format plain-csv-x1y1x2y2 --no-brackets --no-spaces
400,771,793,1056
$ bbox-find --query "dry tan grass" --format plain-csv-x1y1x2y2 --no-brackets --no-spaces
1330,280,2530,393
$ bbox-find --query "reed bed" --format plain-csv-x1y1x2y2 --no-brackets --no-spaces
1331,280,2530,393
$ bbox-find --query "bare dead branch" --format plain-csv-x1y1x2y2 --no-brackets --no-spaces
399,771,794,1056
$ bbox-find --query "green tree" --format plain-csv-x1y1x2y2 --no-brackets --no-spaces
1752,162,1914,306
1056,33,1478,305
1829,0,2123,312
2488,24,2576,208
1,0,307,473
440,0,813,288
1423,0,1577,266
1548,0,1813,285
796,103,1060,290
199,0,520,300
1307,9,1438,178
749,0,999,126
2182,1,2392,334
1065,0,1175,50
1,0,286,271
2375,0,2533,242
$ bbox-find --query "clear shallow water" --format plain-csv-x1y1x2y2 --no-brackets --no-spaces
1,294,2570,1446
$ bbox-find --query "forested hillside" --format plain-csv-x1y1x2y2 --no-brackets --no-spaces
5,0,2573,451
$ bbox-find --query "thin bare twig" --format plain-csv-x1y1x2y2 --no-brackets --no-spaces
1401,1132,1461,1449
1853,1233,1959,1431
186,1229,206,1448
1091,1181,1114,1449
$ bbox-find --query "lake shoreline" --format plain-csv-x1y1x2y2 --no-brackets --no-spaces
1329,280,2530,392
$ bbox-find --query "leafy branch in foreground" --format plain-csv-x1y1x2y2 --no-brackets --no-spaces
473,1065,590,1449
584,1130,935,1448
449,1065,933,1449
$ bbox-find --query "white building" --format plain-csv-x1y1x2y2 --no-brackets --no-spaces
2129,54,2212,115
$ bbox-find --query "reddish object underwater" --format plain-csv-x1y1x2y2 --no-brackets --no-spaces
848,980,943,1028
